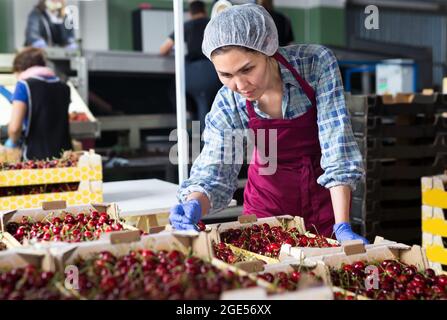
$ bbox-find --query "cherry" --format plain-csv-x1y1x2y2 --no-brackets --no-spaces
436,275,447,288
425,268,436,278
196,221,206,231
83,231,93,239
352,261,366,271
290,271,301,283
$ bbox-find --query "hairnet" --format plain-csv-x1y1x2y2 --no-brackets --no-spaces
202,4,279,60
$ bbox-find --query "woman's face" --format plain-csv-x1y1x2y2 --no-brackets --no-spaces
211,48,271,101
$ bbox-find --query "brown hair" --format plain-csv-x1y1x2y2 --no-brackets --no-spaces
211,45,259,58
258,0,274,12
13,47,47,73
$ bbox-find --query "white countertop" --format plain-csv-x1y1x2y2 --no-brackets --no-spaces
103,178,236,217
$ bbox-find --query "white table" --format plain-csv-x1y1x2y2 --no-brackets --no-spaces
103,178,237,218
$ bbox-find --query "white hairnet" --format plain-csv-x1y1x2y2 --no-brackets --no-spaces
202,4,279,60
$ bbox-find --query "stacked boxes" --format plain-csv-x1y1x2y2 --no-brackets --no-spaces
347,94,447,244
0,150,103,210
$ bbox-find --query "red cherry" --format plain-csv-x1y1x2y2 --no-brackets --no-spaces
436,275,447,288
352,261,366,271
290,271,301,283
83,231,93,239
52,226,61,235
196,221,206,231
91,211,99,219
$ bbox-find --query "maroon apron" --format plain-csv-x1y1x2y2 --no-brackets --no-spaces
243,52,335,238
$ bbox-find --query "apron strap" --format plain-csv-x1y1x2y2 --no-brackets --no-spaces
246,51,317,118
273,52,316,107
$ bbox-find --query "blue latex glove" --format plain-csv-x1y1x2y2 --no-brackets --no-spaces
4,138,18,149
333,222,369,244
169,199,202,230
31,39,48,49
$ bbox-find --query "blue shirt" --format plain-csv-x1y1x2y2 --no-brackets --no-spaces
13,76,59,104
178,44,365,213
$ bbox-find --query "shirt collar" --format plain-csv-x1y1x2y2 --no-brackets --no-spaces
276,47,299,88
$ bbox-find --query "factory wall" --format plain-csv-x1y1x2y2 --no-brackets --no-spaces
107,0,346,51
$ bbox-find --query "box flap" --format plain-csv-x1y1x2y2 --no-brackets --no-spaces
42,200,67,211
233,260,266,273
0,210,18,231
148,226,166,234
238,214,257,224
342,240,366,255
99,230,141,244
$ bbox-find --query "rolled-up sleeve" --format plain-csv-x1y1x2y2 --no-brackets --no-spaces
178,89,244,213
315,48,365,190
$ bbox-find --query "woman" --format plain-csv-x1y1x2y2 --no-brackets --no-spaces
25,0,77,50
5,47,72,160
169,4,367,243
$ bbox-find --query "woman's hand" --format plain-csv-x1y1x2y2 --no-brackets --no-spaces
169,199,202,230
333,222,369,244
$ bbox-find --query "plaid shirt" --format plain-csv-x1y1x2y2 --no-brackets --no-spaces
178,44,364,213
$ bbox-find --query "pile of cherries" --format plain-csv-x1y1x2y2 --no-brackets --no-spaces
0,265,68,300
1,156,78,171
6,211,126,244
330,259,447,300
72,249,257,299
220,223,337,258
212,241,267,265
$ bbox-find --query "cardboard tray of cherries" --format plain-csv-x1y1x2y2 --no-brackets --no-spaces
208,214,340,265
0,200,140,250
0,230,334,300
312,239,447,300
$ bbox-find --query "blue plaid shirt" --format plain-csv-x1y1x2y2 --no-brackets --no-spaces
178,44,364,213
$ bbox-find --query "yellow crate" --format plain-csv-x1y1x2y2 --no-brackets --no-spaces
422,206,447,272
421,174,447,209
0,188,103,211
422,232,447,273
0,151,102,188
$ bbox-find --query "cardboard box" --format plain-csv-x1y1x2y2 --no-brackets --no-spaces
208,215,339,263
313,240,430,299
48,230,334,300
48,231,275,300
220,285,334,300
0,248,75,299
0,201,138,249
